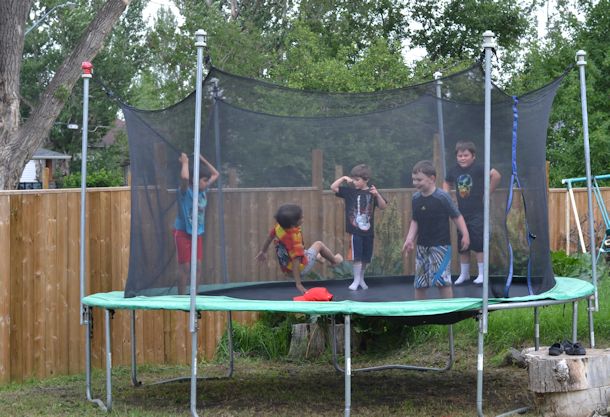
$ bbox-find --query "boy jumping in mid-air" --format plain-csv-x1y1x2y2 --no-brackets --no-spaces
331,164,387,290
174,152,219,295
443,141,501,285
403,160,469,300
256,204,343,294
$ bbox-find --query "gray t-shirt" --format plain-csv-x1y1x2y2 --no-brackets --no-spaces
412,188,460,246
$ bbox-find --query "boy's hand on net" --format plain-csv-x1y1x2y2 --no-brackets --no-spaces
296,283,307,294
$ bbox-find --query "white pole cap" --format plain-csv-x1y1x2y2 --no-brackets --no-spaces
482,30,496,48
576,50,587,66
195,29,207,47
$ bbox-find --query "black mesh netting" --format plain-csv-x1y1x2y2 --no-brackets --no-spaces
119,64,567,298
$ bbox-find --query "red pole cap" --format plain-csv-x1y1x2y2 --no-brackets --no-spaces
81,61,93,75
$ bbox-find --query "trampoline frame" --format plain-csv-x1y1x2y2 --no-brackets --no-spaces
82,291,595,417
77,31,599,417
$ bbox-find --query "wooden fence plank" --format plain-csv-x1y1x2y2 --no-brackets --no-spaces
55,192,69,377
0,196,10,383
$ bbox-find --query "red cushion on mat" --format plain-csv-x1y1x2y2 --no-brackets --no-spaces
293,287,334,302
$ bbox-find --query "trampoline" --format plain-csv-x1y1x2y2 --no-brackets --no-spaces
78,30,599,417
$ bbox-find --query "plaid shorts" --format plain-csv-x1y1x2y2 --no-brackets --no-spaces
415,245,452,289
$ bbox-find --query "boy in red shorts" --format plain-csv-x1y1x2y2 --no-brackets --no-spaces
174,152,219,295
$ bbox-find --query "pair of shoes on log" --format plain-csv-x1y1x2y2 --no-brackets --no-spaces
549,340,586,356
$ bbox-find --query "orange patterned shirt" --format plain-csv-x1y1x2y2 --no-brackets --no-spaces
270,224,308,273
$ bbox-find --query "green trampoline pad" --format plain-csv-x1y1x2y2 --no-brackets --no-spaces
82,277,594,317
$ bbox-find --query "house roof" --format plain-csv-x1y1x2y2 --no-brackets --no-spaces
32,148,72,160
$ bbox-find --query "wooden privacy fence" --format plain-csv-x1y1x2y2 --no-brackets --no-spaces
0,185,608,384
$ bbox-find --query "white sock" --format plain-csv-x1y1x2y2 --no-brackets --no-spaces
349,262,362,290
455,263,470,284
360,264,368,289
473,263,484,284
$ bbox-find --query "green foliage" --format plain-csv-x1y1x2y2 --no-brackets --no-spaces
59,168,124,188
368,197,404,276
509,0,610,186
215,319,293,360
408,0,535,61
551,250,610,280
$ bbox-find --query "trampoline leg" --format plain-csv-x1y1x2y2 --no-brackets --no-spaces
476,317,485,417
588,297,595,348
104,309,113,411
84,306,107,411
344,314,351,417
190,313,200,417
330,316,455,373
226,312,235,378
130,310,141,386
533,307,540,351
330,316,342,373
572,301,578,343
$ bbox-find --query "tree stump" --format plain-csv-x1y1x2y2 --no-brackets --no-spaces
288,323,325,359
525,347,610,417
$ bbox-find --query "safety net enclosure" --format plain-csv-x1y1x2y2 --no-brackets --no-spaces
121,63,567,299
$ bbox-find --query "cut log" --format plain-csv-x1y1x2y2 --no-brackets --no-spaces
526,348,610,392
525,347,610,417
288,323,325,359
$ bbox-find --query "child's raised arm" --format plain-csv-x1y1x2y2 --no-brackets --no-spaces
452,215,470,252
199,154,220,189
369,185,387,209
179,153,190,191
330,176,352,192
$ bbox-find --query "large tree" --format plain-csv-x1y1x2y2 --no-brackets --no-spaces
0,0,133,189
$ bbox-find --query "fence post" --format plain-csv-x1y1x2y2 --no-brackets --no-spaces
312,149,323,189
228,168,238,188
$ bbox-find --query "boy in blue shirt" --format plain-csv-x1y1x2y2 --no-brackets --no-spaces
174,152,219,294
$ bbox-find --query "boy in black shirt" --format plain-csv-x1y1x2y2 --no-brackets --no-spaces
403,160,469,300
443,141,501,285
331,164,387,290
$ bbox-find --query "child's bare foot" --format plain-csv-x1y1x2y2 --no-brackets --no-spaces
332,254,343,265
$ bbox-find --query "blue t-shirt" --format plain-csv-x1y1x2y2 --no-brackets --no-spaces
175,188,207,235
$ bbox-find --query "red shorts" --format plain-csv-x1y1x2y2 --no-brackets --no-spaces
173,229,203,264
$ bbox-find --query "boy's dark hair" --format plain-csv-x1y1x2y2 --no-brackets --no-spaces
412,160,436,177
350,164,371,181
189,163,212,182
455,141,477,155
275,204,303,229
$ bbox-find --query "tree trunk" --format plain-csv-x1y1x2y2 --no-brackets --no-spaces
0,1,32,188
0,0,132,189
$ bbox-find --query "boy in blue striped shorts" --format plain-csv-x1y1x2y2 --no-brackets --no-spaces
402,160,470,300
